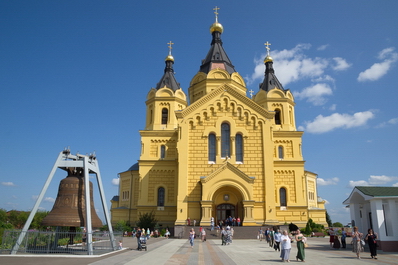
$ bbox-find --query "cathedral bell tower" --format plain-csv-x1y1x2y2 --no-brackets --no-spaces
252,42,297,131
144,42,187,131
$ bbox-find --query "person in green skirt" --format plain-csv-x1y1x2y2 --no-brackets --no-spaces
295,229,306,262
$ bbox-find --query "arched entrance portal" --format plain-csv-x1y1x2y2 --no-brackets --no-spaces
212,186,244,225
217,203,235,223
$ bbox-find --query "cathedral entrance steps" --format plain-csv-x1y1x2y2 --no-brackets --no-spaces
176,226,275,240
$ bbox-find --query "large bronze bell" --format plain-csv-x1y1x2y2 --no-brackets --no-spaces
42,168,103,228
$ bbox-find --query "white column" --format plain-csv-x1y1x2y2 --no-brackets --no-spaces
371,199,386,239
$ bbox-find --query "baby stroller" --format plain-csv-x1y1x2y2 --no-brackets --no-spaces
139,236,147,251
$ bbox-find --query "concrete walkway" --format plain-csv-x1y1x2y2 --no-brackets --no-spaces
1,237,397,265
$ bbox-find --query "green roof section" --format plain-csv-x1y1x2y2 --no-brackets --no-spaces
356,186,398,197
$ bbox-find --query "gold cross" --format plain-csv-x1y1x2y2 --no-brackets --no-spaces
213,6,220,21
167,41,174,51
249,89,254,98
167,41,174,55
264,41,271,55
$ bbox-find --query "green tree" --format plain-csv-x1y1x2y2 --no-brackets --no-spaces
136,211,158,231
332,222,343,227
31,211,48,230
303,221,312,235
325,210,332,227
114,220,131,232
0,209,7,224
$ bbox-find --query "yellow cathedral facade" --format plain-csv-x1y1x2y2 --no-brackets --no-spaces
111,10,327,229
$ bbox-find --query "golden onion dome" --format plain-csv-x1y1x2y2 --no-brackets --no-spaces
264,55,273,63
165,54,174,62
210,22,223,34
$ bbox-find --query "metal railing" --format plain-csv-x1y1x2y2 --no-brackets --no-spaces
1,230,122,255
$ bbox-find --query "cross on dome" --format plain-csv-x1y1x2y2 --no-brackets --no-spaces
213,6,220,22
264,41,271,56
167,41,174,55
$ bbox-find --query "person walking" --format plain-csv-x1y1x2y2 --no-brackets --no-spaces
221,227,227,245
210,216,214,231
258,227,264,241
295,229,305,262
189,228,195,248
341,229,347,248
201,227,206,242
269,228,275,248
365,228,378,259
352,226,364,259
280,230,292,262
274,229,282,251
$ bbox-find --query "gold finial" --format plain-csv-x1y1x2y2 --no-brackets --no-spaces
210,6,223,33
213,6,220,23
165,41,174,62
264,41,273,63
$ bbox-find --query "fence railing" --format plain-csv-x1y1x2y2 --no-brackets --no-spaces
1,230,122,255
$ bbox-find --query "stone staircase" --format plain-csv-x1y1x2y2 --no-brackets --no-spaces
176,226,279,240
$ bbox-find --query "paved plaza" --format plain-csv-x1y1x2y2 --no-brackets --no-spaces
1,237,397,265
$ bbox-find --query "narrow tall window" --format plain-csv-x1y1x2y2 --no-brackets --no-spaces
278,146,284,159
280,188,287,206
208,133,216,162
275,109,281,125
158,187,165,206
236,134,243,162
221,123,230,157
160,145,166,159
161,108,168,124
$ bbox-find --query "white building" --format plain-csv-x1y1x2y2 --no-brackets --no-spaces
343,186,398,252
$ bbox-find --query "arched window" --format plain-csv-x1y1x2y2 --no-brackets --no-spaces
221,123,230,158
208,133,216,162
280,188,287,206
157,187,165,206
278,146,284,159
236,133,243,162
275,109,281,125
161,108,168,124
160,145,166,159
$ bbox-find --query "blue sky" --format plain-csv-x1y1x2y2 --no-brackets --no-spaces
1,1,397,226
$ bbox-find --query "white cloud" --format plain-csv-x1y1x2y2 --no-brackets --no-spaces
347,175,398,188
388,118,398,124
347,180,370,188
112,178,119,186
1,182,16,186
369,175,398,185
294,83,333,106
317,177,339,186
329,104,337,111
247,43,332,86
332,57,352,71
357,47,398,82
301,110,375,133
317,44,329,51
375,117,398,128
312,75,335,83
43,197,55,203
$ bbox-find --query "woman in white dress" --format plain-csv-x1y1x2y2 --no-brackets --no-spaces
280,230,292,262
